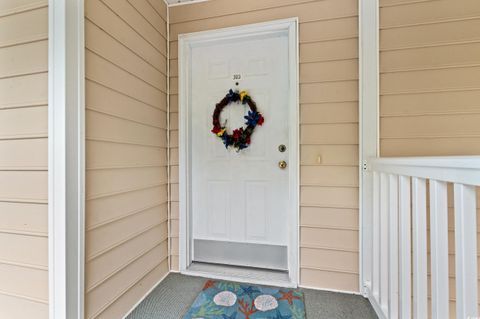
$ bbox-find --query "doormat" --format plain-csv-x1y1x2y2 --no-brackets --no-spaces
183,280,306,319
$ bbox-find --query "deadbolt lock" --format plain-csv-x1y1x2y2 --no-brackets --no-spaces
278,144,287,152
278,161,287,169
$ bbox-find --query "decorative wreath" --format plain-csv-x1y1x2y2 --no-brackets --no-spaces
211,89,265,151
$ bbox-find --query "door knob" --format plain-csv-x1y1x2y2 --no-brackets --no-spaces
278,161,287,169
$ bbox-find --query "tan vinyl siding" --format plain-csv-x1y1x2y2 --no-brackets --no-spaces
0,0,48,319
380,0,480,317
169,0,360,292
0,1,49,318
84,0,169,318
379,0,480,156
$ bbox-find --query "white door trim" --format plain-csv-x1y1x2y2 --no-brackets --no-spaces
359,0,380,299
48,1,85,318
178,18,299,286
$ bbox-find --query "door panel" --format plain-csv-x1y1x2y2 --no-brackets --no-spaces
190,32,290,270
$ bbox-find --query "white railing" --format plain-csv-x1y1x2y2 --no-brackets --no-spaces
364,156,480,319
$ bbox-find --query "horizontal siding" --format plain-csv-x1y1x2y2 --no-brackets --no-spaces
85,0,169,318
380,0,480,156
0,2,49,317
380,1,480,317
169,0,360,292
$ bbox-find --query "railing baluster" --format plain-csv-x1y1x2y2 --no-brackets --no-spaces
389,174,399,319
399,176,411,319
380,172,389,312
429,180,449,319
372,171,380,299
412,177,428,319
454,183,478,319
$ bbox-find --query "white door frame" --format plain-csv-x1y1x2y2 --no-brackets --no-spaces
178,18,300,286
48,0,85,318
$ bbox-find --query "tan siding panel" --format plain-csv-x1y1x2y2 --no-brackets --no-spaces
380,0,480,28
301,124,359,145
300,81,358,103
170,0,314,23
86,167,167,199
300,59,358,83
381,114,480,139
85,0,168,315
301,186,358,208
146,0,167,21
94,260,168,319
101,0,166,55
0,106,47,139
301,102,358,124
0,233,47,268
381,42,480,73
301,207,359,229
0,264,47,302
86,110,167,147
301,166,358,187
86,51,166,109
86,21,166,90
86,186,167,230
0,40,47,78
0,0,46,17
87,140,167,169
0,7,47,47
86,245,167,319
380,137,480,157
380,90,480,117
170,1,357,38
0,171,47,202
300,38,358,63
127,0,167,36
85,0,165,71
0,73,47,108
300,145,358,166
86,208,167,261
301,268,359,291
381,18,480,50
381,66,480,94
0,202,47,235
0,294,48,319
301,248,358,273
86,225,167,290
0,138,47,169
0,2,49,316
86,81,167,129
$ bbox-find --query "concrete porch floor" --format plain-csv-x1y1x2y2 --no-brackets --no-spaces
126,273,377,319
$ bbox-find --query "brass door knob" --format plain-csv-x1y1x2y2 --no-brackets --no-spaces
278,161,287,169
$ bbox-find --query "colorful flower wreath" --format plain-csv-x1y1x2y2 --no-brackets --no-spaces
211,89,265,151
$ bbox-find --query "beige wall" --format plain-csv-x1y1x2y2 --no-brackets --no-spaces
380,1,480,317
379,0,480,157
84,0,169,318
168,0,360,292
0,1,49,318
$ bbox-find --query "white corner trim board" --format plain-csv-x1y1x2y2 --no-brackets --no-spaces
359,0,379,302
48,1,85,318
178,18,299,286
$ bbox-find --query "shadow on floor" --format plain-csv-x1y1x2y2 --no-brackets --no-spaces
126,273,378,319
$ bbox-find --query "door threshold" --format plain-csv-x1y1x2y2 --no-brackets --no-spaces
182,262,296,288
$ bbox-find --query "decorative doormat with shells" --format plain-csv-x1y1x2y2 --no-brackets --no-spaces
183,280,306,319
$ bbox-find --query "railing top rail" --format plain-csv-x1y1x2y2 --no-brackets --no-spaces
369,156,480,186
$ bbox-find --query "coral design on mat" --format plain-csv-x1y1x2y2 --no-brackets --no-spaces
183,280,306,319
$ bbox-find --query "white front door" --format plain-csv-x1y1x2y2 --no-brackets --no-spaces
186,24,295,271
